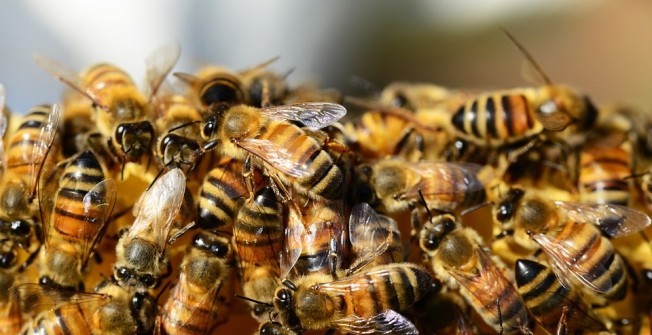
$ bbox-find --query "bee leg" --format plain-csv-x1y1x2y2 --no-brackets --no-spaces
18,245,40,272
261,79,271,108
496,298,504,335
243,155,256,199
556,306,568,335
328,235,339,279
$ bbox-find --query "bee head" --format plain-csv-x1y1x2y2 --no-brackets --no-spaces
419,214,457,253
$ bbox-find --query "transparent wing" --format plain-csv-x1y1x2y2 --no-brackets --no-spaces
11,283,108,316
280,206,303,279
449,249,528,333
349,203,400,258
28,104,61,197
239,56,280,76
33,54,100,105
164,271,222,334
145,42,181,99
128,168,186,253
237,138,313,178
261,102,347,130
532,231,613,294
78,179,117,267
334,310,419,335
402,162,486,203
39,160,67,247
0,84,6,175
554,201,651,238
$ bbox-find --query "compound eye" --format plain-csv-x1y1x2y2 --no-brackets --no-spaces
139,274,156,287
115,267,132,281
496,202,514,222
276,289,290,302
210,242,229,258
391,93,408,108
115,124,127,144
10,220,30,236
203,120,216,138
0,251,15,268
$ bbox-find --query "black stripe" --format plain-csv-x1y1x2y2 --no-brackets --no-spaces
365,274,383,314
584,248,614,285
470,100,481,138
55,307,72,334
570,232,599,266
398,268,414,307
235,216,282,235
207,176,243,200
58,188,87,201
522,272,556,301
62,172,104,184
451,107,466,132
53,207,101,223
384,272,400,310
501,95,514,136
200,191,234,217
296,250,329,272
18,119,44,130
486,98,498,139
520,95,533,128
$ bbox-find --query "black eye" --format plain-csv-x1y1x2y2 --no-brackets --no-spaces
115,267,131,280
139,274,156,287
203,120,216,138
496,202,513,222
115,124,127,144
391,93,408,108
642,269,652,284
260,322,280,335
10,220,30,236
0,251,15,268
210,242,229,258
192,233,208,249
253,304,268,316
276,289,290,302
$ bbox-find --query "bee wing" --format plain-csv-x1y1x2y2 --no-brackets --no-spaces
280,206,304,279
11,283,109,317
166,271,223,334
237,138,313,178
28,104,61,197
349,202,399,257
261,102,347,130
128,169,186,253
449,249,528,332
334,310,419,335
402,162,486,202
554,201,651,238
532,231,612,294
78,179,117,267
33,54,101,105
39,160,68,246
145,42,181,99
0,84,7,175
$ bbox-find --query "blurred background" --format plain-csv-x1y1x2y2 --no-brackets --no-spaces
0,0,651,113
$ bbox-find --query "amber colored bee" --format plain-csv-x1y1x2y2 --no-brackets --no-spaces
174,65,247,109
493,186,651,303
273,263,431,334
357,159,486,218
16,281,156,335
161,231,231,335
34,44,180,173
450,30,598,148
202,102,347,201
514,258,607,334
0,271,21,335
196,159,263,230
233,186,283,320
348,202,403,269
419,214,530,334
113,168,186,290
37,150,116,291
377,81,467,112
239,56,290,107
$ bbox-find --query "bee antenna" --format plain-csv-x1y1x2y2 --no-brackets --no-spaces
460,201,492,217
282,279,297,291
155,281,172,303
499,26,552,86
235,294,273,307
282,67,296,80
418,189,433,221
623,171,650,180
147,166,169,191
167,120,200,134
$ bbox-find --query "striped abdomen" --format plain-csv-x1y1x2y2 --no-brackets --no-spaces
51,151,105,244
451,90,542,147
234,186,283,282
293,199,344,276
420,166,486,212
578,140,632,206
549,220,627,301
319,263,431,319
348,111,414,159
515,259,606,334
197,161,249,229
83,63,135,98
260,122,343,200
21,305,96,335
198,72,246,107
6,105,52,183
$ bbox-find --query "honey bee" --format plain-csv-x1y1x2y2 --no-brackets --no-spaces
377,81,464,111
450,29,598,148
356,159,487,218
34,43,180,175
233,186,283,320
419,214,530,334
161,231,231,335
113,168,186,290
0,270,21,335
514,258,607,334
282,196,345,279
255,322,298,335
202,102,347,201
152,92,204,172
272,263,431,334
174,65,247,108
37,150,116,291
348,202,403,269
16,280,157,335
493,186,651,303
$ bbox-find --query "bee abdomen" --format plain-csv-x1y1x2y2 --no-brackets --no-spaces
197,168,247,229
